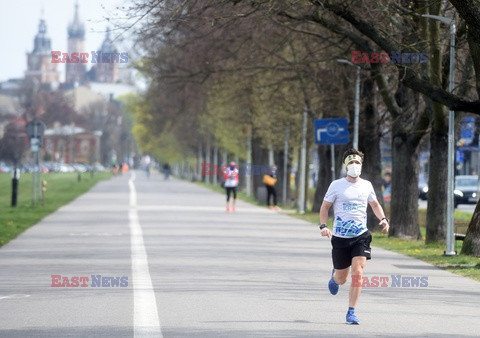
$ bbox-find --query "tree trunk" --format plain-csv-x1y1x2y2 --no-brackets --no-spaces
425,105,448,242
425,0,448,243
251,136,268,203
312,145,330,213
390,132,421,239
461,201,480,256
360,81,384,232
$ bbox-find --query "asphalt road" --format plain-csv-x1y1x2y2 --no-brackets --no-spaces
418,199,476,213
0,171,479,337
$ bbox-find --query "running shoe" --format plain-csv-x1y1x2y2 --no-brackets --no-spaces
346,311,360,325
226,206,230,212
328,269,339,295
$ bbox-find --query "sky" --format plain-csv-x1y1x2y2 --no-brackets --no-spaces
0,0,136,83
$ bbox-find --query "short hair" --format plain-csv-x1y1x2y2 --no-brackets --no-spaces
342,148,364,164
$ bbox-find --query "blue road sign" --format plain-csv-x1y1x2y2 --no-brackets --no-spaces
314,118,349,145
460,117,475,146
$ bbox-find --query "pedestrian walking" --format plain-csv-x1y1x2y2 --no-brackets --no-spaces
163,163,170,180
141,154,151,178
319,148,389,325
263,165,280,210
224,161,239,212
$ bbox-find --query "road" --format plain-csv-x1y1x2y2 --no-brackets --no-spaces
0,172,479,337
418,199,476,213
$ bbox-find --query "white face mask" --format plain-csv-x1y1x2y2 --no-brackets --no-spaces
347,163,362,178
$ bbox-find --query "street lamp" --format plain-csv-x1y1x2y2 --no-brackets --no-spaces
337,59,360,149
422,14,456,256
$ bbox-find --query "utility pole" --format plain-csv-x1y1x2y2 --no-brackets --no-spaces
283,127,289,207
299,107,308,214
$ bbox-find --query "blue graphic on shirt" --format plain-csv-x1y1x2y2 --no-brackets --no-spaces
343,202,359,211
334,216,365,237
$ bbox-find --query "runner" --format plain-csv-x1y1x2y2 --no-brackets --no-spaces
319,148,389,325
224,161,239,212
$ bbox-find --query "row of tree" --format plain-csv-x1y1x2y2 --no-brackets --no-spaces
123,0,480,255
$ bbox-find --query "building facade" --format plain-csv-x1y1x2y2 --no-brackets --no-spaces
25,18,60,85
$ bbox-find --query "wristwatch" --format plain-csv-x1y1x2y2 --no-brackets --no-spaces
319,224,327,230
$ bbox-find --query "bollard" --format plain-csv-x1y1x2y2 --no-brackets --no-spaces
41,180,47,206
11,168,20,207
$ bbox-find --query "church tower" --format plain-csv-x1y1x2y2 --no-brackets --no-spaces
94,28,119,83
65,2,87,84
25,16,60,85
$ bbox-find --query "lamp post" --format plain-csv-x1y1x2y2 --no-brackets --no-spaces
337,59,360,149
422,14,456,256
298,106,307,214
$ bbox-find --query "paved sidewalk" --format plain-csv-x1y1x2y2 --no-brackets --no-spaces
0,172,479,337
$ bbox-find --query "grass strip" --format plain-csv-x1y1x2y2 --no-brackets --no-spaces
0,171,111,247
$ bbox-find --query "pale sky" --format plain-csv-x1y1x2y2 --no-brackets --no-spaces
0,0,137,83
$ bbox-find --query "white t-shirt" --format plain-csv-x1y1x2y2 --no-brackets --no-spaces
324,177,377,238
224,168,239,187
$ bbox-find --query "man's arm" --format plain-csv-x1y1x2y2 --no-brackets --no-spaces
369,200,390,233
319,200,333,238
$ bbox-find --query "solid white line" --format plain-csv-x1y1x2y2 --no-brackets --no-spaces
129,172,163,337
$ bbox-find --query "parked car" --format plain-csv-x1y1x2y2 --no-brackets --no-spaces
418,173,428,200
0,162,12,173
417,173,470,208
454,175,479,207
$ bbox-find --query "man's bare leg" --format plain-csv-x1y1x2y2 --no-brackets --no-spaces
349,256,367,308
333,267,349,285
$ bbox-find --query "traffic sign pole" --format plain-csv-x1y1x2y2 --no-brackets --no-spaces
330,144,335,180
32,125,37,206
26,119,45,207
299,108,308,214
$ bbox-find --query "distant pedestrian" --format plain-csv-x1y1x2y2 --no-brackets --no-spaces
163,163,170,180
121,162,129,173
381,171,391,191
223,161,239,212
319,148,389,325
263,165,280,210
141,154,152,178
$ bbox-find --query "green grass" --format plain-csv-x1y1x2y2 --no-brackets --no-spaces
0,171,111,247
370,232,480,281
196,180,480,282
292,210,480,282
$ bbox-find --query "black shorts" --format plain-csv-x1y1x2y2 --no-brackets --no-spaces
225,187,237,201
331,231,372,270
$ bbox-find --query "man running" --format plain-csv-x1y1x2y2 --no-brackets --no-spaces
319,148,389,325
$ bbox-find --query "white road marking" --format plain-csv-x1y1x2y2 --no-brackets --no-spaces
129,172,163,337
0,294,30,300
